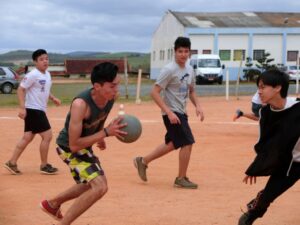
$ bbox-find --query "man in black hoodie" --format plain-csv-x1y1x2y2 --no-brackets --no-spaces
238,69,300,225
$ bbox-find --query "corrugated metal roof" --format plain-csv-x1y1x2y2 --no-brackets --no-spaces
170,11,300,28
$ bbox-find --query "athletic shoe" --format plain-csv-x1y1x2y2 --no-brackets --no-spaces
233,109,244,121
174,177,198,189
133,157,148,181
40,200,63,221
4,161,21,175
40,164,58,174
238,212,258,225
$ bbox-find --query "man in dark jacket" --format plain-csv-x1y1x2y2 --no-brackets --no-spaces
238,69,300,225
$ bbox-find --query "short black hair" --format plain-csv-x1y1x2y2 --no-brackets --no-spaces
174,37,191,51
32,49,47,61
257,69,289,98
91,62,119,85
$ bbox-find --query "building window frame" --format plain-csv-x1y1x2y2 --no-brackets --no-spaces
253,49,265,61
287,50,299,62
219,50,231,61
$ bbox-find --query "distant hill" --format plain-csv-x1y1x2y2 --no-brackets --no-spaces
0,50,150,72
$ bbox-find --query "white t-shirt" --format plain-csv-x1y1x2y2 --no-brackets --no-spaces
20,68,52,112
156,61,195,114
252,91,262,105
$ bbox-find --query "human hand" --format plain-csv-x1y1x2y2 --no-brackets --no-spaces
97,139,106,150
243,175,257,185
105,116,127,139
18,108,26,120
52,97,61,106
167,111,181,124
196,106,204,121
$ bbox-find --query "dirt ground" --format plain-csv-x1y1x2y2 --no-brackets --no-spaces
0,96,299,225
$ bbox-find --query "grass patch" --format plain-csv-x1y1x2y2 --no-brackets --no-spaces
0,78,154,108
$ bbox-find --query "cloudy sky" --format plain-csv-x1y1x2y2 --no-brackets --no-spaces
1,0,300,54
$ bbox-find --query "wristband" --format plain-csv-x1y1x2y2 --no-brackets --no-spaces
103,128,109,137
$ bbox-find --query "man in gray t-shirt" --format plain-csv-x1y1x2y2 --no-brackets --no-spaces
134,37,204,189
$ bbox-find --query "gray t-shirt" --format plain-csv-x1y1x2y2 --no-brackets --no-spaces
156,61,195,114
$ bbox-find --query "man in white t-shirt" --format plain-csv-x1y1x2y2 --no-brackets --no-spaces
4,49,61,175
233,90,263,121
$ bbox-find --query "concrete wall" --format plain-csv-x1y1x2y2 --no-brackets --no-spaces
150,12,185,79
150,12,300,80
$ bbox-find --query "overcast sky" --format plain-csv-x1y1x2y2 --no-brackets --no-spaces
1,0,300,54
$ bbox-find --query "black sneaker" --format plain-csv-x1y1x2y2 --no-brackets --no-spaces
238,212,257,225
4,161,21,175
40,164,58,175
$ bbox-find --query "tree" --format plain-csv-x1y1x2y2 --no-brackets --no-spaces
243,57,261,82
255,52,278,72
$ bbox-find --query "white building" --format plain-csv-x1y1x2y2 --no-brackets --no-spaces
151,11,300,80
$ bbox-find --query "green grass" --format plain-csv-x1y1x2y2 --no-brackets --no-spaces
95,52,150,72
0,78,154,108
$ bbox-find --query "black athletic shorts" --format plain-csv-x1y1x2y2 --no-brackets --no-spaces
24,108,51,133
251,103,262,118
162,111,195,149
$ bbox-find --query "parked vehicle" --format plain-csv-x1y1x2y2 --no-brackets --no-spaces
286,65,300,82
190,54,225,84
0,66,20,94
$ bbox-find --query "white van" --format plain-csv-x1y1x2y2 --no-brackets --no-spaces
190,54,225,84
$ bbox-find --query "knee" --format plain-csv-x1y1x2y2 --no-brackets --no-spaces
41,132,52,142
22,134,34,143
92,184,108,199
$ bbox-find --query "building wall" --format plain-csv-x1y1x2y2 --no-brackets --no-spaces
190,34,214,54
253,34,282,64
286,34,300,65
150,12,300,80
150,12,185,79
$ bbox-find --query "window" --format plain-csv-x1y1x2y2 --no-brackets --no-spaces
152,51,156,61
234,50,246,61
191,49,198,55
159,50,165,60
287,51,299,61
0,68,5,75
219,50,231,61
202,49,211,54
167,49,171,60
253,50,265,60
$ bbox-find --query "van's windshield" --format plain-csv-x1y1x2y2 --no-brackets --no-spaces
198,59,221,68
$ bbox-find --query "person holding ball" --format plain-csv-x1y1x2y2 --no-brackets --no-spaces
40,62,126,225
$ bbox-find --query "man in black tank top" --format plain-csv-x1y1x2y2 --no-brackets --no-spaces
40,62,127,224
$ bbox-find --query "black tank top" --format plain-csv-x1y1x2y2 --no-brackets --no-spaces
56,88,114,149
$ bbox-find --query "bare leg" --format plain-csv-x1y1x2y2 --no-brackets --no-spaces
178,145,192,178
47,183,90,209
143,142,174,165
39,129,52,167
57,175,108,225
9,131,35,164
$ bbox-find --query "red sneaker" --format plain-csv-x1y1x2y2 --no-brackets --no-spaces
40,200,63,221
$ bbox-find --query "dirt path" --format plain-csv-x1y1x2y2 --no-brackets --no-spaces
0,96,299,225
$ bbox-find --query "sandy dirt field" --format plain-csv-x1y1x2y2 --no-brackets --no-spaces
0,96,299,225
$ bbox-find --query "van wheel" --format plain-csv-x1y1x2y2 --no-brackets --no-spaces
218,76,223,85
1,83,13,94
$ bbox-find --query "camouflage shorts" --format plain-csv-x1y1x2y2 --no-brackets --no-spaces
56,146,104,184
